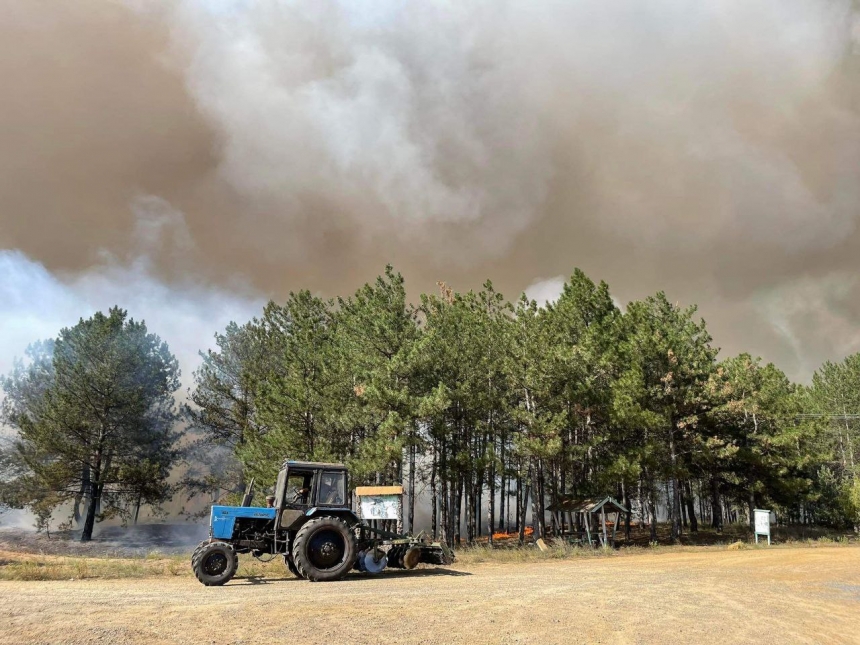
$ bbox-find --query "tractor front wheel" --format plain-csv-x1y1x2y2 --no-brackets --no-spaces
292,516,356,582
192,541,238,586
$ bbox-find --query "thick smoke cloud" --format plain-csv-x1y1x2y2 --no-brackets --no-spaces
174,0,860,259
0,198,262,385
2,0,860,382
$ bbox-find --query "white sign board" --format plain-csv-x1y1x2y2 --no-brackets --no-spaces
360,495,401,520
754,508,771,545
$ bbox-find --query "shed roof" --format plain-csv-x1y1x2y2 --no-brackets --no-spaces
546,496,628,514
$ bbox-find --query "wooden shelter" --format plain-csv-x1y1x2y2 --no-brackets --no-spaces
546,496,629,547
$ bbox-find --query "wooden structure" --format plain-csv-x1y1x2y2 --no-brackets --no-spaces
546,496,628,548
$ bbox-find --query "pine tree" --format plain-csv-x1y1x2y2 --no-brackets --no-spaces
1,308,181,540
614,293,717,542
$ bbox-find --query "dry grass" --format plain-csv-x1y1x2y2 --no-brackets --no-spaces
0,548,194,581
456,523,859,565
0,548,299,581
455,541,616,564
2,522,856,580
455,538,858,566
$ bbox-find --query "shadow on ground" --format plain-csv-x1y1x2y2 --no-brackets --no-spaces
229,568,471,586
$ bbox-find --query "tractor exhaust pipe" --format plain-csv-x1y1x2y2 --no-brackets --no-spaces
240,478,256,507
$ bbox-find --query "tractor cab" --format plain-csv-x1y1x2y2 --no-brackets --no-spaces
273,461,350,531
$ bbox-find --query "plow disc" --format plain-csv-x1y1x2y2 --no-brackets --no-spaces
357,522,454,572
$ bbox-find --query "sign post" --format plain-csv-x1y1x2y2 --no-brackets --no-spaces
754,509,771,545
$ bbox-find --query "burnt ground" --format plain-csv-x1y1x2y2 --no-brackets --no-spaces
1,545,859,644
0,524,208,557
0,522,209,558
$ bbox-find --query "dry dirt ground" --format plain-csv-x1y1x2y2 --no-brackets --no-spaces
1,546,859,645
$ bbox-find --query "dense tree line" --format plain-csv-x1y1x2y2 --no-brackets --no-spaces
188,267,860,544
2,268,860,543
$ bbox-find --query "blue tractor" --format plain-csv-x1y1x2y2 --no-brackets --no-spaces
191,459,453,585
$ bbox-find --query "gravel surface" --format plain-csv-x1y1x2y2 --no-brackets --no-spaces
1,546,859,644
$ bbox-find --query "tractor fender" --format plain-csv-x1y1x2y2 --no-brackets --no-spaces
303,507,360,526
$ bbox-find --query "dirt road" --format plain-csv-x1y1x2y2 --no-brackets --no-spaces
2,546,859,645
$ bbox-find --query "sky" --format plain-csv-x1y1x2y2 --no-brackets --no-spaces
2,0,860,384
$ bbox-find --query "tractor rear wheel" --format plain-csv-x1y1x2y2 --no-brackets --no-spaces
193,541,238,586
284,555,305,579
292,516,356,582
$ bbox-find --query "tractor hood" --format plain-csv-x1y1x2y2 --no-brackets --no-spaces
210,505,277,539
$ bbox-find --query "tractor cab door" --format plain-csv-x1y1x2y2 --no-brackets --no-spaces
275,467,316,531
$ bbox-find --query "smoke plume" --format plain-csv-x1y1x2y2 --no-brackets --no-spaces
0,197,262,383
2,0,860,381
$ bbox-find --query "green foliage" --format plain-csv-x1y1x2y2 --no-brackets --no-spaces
186,321,268,448
247,289,341,475
798,352,860,527
185,266,860,542
12,265,858,544
0,308,181,540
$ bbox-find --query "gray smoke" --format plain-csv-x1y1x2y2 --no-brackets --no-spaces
1,0,860,385
0,197,263,383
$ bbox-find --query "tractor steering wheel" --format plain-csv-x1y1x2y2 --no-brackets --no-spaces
291,487,309,503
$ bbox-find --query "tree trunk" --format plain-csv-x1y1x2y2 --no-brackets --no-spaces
748,488,756,534
668,427,682,543
441,440,449,544
666,480,674,535
81,477,100,542
518,482,531,545
679,483,689,529
498,440,507,532
464,459,474,544
464,479,472,543
81,443,104,542
453,480,462,546
622,480,632,541
488,455,496,546
534,460,546,539
710,477,722,531
133,490,143,525
408,442,416,534
685,480,698,532
515,468,522,533
73,465,90,528
430,446,438,540
648,483,658,543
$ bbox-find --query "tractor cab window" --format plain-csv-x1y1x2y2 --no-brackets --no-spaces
286,471,314,507
318,471,346,506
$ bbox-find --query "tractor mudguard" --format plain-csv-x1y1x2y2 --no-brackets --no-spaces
303,506,360,526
